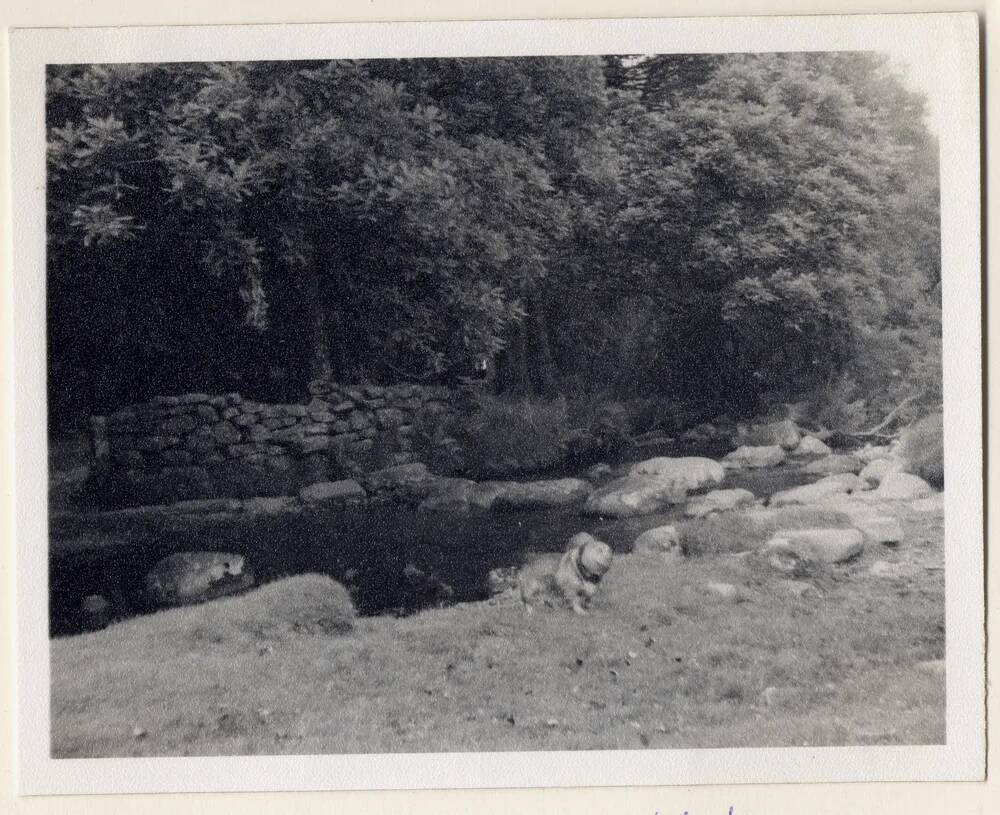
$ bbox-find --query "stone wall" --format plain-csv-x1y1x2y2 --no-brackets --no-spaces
90,380,459,505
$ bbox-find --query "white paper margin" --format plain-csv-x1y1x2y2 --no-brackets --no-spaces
9,12,984,796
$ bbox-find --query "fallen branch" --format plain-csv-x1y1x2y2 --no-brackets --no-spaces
815,394,927,442
851,394,920,437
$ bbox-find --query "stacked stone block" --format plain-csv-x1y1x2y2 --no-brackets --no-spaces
93,381,456,504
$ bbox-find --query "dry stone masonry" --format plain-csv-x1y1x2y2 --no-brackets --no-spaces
90,380,457,505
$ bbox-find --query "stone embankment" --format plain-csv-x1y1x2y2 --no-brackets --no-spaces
89,380,458,504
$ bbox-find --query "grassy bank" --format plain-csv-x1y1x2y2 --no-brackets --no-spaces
50,500,945,756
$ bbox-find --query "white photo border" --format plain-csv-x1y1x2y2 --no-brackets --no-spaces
10,12,984,795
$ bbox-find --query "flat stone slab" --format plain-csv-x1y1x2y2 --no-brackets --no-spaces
722,445,785,470
684,488,755,518
763,528,864,568
492,478,592,510
242,496,300,515
299,479,366,505
171,498,244,514
769,474,865,507
802,454,862,476
583,475,687,518
627,457,725,492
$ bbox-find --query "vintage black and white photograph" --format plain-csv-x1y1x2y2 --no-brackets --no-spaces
10,13,983,794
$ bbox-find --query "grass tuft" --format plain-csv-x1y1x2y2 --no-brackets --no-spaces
177,573,356,645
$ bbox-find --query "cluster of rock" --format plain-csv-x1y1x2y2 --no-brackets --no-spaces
90,381,457,504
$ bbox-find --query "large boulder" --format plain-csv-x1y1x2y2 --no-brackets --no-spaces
898,413,944,488
583,474,687,518
737,419,801,451
145,552,254,608
684,488,755,518
80,594,112,631
417,478,477,512
852,514,905,545
492,478,592,510
361,462,439,502
762,528,864,572
627,457,725,492
298,479,366,506
864,471,934,501
486,566,520,598
632,525,683,559
790,435,832,457
855,444,894,464
418,478,518,512
802,454,862,476
858,458,904,487
722,445,785,469
769,473,865,507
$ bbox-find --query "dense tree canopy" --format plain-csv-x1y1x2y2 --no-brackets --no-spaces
47,53,941,428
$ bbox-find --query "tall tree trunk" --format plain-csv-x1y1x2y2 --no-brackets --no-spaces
500,320,532,395
529,296,560,396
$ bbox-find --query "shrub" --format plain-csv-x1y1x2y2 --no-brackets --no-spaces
679,507,853,557
410,406,466,476
898,412,944,488
183,573,356,644
564,395,633,465
455,394,568,477
797,377,869,432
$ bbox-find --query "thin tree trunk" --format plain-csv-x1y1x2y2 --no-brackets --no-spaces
309,294,332,381
304,246,332,382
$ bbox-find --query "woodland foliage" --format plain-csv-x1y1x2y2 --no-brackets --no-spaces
47,53,941,429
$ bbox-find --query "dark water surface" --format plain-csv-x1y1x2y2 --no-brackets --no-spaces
49,455,817,637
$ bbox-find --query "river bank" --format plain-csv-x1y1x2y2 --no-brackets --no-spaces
50,493,944,756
